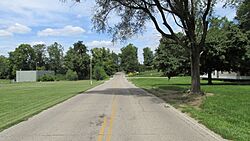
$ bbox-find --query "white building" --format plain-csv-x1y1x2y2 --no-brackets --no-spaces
201,71,250,80
16,70,54,82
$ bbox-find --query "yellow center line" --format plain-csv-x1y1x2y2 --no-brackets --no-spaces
97,116,107,141
97,80,117,141
106,96,117,141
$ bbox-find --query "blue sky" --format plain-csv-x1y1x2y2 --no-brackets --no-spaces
0,0,236,62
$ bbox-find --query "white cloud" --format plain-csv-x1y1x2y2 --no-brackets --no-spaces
0,23,31,37
0,30,12,37
86,40,122,53
86,40,113,48
7,23,31,34
38,25,85,36
0,0,95,27
32,41,46,45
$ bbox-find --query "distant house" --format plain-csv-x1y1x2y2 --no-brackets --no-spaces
16,70,54,82
201,71,250,81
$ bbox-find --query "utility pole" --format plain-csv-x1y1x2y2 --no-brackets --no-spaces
90,54,93,85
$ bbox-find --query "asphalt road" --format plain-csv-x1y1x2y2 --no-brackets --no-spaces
0,72,225,141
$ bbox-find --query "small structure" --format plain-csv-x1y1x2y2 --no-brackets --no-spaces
16,70,54,82
201,71,250,81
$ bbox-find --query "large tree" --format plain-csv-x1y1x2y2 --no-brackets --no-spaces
8,44,36,78
47,42,65,74
236,0,250,32
69,0,234,94
120,44,139,73
154,36,190,79
0,56,9,79
91,47,119,76
223,23,250,75
64,41,90,79
200,17,229,84
143,47,154,68
33,44,47,70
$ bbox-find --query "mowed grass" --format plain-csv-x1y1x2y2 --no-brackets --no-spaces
0,80,102,131
0,79,12,84
130,77,250,141
129,70,163,77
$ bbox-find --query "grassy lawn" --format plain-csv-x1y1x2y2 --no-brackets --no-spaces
128,70,163,77
129,77,250,141
0,80,102,132
0,79,12,84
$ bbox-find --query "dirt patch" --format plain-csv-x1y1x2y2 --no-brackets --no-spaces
206,93,214,96
147,88,214,109
186,95,203,108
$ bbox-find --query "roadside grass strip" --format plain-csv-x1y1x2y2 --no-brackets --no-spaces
130,77,250,141
0,80,102,132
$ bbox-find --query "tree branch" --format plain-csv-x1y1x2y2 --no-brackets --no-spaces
199,0,212,48
153,0,176,35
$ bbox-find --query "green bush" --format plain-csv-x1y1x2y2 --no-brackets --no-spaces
66,70,78,81
38,74,55,82
127,72,135,77
94,66,108,80
55,74,66,81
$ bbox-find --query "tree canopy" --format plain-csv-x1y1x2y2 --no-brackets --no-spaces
236,0,250,31
47,42,65,74
154,36,190,79
33,44,46,70
64,41,90,79
91,47,119,76
143,47,154,68
0,56,9,79
120,44,139,73
8,44,36,78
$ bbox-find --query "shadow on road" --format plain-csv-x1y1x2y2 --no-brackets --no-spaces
84,88,164,104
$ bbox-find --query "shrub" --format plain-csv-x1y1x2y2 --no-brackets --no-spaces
127,72,135,77
38,74,55,82
66,70,78,81
55,74,66,81
94,66,108,80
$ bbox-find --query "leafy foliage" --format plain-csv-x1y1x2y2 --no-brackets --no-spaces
236,0,250,31
0,56,9,79
38,74,55,82
93,65,108,80
66,69,78,81
91,47,119,76
120,44,139,73
154,35,190,79
223,23,250,74
33,44,46,70
8,44,36,78
143,47,154,69
200,17,230,83
64,41,90,79
47,42,65,74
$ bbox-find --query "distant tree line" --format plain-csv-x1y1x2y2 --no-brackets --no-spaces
0,41,148,81
0,41,121,80
1,0,249,82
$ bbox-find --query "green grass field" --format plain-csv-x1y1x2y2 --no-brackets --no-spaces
0,79,12,84
130,77,250,141
128,70,163,77
0,80,102,131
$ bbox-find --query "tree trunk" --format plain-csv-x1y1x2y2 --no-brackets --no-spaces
190,43,202,94
207,68,213,85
